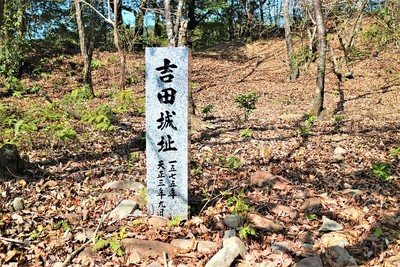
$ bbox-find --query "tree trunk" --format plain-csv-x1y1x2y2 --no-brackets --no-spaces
110,0,123,26
227,0,235,40
154,12,162,38
164,0,174,47
134,0,148,50
174,0,184,46
113,0,126,90
284,0,299,81
258,0,265,37
16,0,25,38
310,0,326,116
74,0,94,96
187,0,195,47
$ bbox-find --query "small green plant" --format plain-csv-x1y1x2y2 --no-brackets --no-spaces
192,165,202,175
239,226,256,239
12,91,23,98
305,114,316,127
226,193,254,216
13,119,38,136
297,114,316,137
131,219,144,227
82,104,115,131
126,75,139,84
5,76,26,94
40,72,52,79
28,85,43,94
168,216,184,227
62,86,92,105
235,92,259,121
333,114,344,132
55,126,77,143
93,237,124,256
113,90,133,114
297,126,309,137
304,213,318,220
239,127,253,138
30,224,44,240
54,220,71,231
373,225,383,238
224,156,242,170
128,152,139,167
372,162,390,181
91,59,103,70
390,147,400,158
201,104,214,118
93,227,127,257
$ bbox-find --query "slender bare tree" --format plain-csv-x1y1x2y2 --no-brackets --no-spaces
74,0,97,95
310,0,326,115
164,0,186,47
113,0,126,90
283,0,299,81
76,0,126,91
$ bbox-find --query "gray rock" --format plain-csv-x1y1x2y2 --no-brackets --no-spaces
12,197,24,211
148,216,169,229
170,239,194,250
224,214,245,229
295,256,323,267
301,198,322,213
205,237,246,267
122,238,177,261
109,199,138,220
147,262,163,267
271,241,291,253
102,180,145,191
321,233,349,248
267,203,297,218
324,246,357,267
197,241,218,253
248,213,283,232
223,237,246,259
341,189,362,197
259,261,275,267
319,217,343,232
223,229,236,239
334,147,347,161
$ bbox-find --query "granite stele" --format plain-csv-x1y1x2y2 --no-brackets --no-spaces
145,47,189,219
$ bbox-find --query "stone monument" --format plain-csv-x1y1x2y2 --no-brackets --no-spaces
145,47,189,218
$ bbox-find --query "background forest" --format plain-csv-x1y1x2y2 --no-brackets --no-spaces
0,0,399,266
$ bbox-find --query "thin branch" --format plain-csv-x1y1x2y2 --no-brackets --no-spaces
78,0,114,25
60,202,109,266
0,236,30,246
60,240,91,267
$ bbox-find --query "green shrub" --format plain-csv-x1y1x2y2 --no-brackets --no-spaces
371,162,390,181
235,92,259,121
82,104,115,131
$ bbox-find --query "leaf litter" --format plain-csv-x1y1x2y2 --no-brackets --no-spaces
0,40,399,266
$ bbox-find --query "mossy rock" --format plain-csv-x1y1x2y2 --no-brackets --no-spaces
0,144,28,180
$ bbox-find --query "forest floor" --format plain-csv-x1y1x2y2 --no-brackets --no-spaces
0,38,399,266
